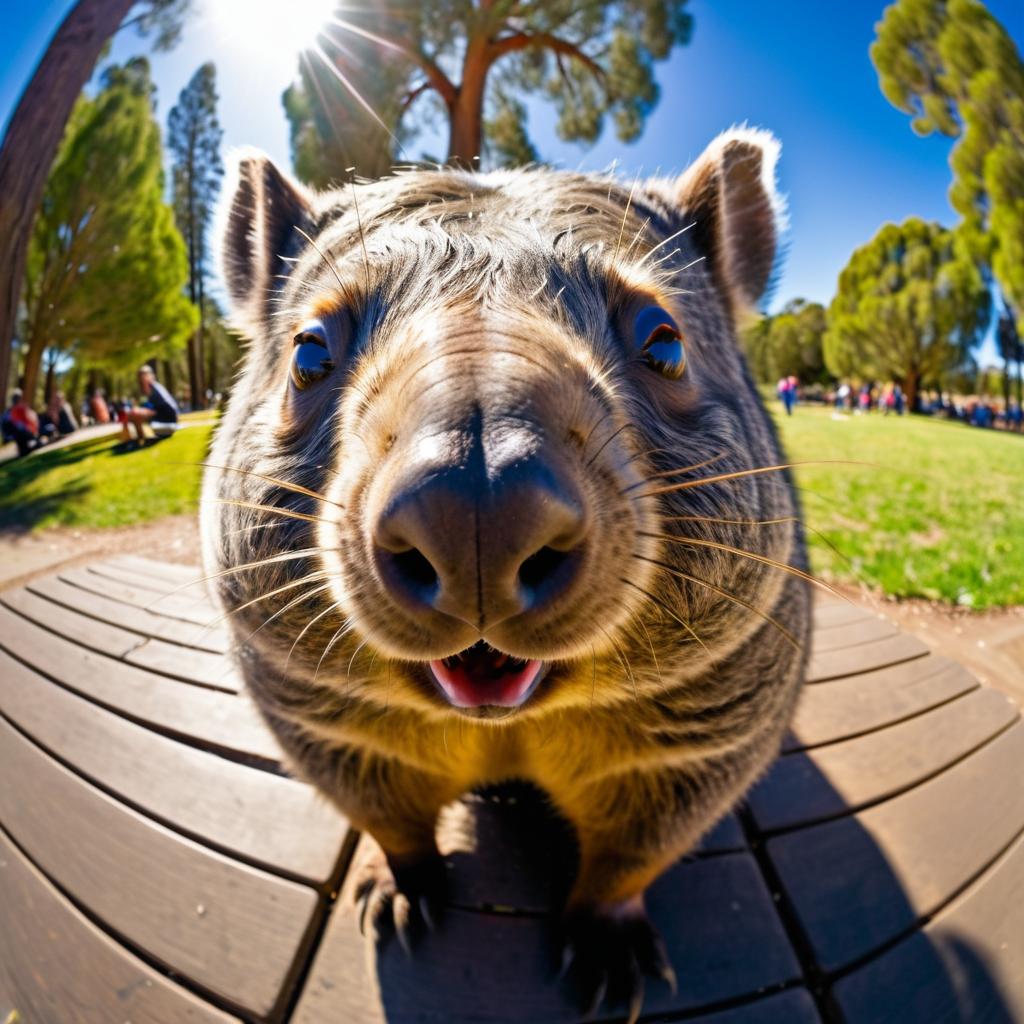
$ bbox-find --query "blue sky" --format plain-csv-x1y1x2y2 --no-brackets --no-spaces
3,0,1023,364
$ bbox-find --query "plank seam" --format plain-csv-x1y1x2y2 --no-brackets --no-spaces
783,669,977,754
806,647,929,685
737,803,841,1024
59,567,217,627
0,704,332,888
0,820,264,1024
0,637,284,774
0,591,237,695
276,831,361,1024
820,815,1024,1015
31,575,225,654
757,712,1020,840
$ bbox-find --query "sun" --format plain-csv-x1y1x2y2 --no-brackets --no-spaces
204,0,336,69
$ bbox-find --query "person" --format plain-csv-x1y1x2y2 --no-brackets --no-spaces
119,364,179,445
90,388,112,424
46,389,78,435
777,374,795,416
4,389,43,456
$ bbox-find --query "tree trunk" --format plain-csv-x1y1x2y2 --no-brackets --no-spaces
904,371,920,414
44,354,57,402
447,41,489,167
0,0,136,407
20,334,46,407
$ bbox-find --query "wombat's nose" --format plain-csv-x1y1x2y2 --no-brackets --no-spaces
373,455,589,630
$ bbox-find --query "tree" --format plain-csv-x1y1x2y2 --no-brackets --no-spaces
168,63,224,408
741,299,829,385
871,0,1024,332
0,0,191,404
824,218,989,410
18,59,196,404
283,0,694,182
996,305,1023,407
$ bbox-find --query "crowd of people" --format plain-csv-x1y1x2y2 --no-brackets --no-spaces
777,375,1024,432
1,364,181,458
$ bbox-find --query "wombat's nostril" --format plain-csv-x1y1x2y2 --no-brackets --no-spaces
392,548,438,590
518,545,573,597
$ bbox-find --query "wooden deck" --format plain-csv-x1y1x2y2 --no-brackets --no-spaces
1,554,1022,1023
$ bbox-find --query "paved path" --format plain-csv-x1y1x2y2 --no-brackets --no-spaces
2,555,1022,1023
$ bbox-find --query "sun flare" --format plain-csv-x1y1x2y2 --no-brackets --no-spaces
204,0,336,67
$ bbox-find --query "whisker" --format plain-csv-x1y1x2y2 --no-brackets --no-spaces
232,581,334,650
585,420,636,469
197,462,345,508
205,497,335,526
620,577,709,652
620,451,729,494
144,547,329,609
315,619,357,684
347,169,372,294
218,570,332,620
638,531,845,601
633,553,800,650
287,600,346,672
597,623,638,701
637,221,696,266
612,176,640,267
634,460,873,500
295,225,347,293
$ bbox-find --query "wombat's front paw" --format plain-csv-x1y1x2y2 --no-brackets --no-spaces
355,850,447,954
560,897,676,1024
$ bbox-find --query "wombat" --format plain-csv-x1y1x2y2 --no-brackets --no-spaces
203,127,810,1021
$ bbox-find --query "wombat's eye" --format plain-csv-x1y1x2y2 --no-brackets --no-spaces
291,322,334,389
635,306,686,380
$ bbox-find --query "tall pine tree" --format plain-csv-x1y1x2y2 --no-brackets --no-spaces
18,58,196,403
168,62,224,409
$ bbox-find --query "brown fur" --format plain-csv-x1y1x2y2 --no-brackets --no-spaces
203,129,810,1009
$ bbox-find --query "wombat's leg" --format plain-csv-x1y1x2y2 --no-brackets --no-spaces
552,764,746,1024
342,756,462,950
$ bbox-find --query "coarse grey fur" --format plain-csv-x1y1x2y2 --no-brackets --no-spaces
202,128,810,1020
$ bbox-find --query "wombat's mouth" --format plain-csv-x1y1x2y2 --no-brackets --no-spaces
427,641,547,709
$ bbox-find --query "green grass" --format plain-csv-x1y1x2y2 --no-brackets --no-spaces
0,425,214,531
774,405,1024,608
2,404,1021,608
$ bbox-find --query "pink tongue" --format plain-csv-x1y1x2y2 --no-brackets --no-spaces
429,656,543,708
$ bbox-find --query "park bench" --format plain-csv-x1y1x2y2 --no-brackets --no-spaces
0,554,1022,1023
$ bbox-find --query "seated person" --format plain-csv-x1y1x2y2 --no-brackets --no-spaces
120,365,179,444
47,389,78,435
5,389,42,457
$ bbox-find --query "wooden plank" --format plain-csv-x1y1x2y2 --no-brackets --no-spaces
1,587,144,659
28,574,230,654
0,829,239,1024
0,718,320,1017
810,615,898,654
86,559,194,596
0,649,346,884
0,604,280,767
767,722,1024,974
686,989,820,1023
784,654,977,752
812,601,872,630
293,837,799,1023
63,564,220,626
806,631,928,683
110,553,202,586
125,636,243,693
697,812,747,854
750,687,1018,832
832,830,1024,1023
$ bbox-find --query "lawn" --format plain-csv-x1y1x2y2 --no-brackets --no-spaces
0,425,214,531
2,406,1021,608
773,404,1024,609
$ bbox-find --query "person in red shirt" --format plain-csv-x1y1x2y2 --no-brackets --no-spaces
4,389,41,457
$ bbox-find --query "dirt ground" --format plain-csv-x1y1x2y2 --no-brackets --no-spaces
0,517,1020,708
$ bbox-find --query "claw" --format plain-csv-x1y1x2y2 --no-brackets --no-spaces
418,894,438,932
583,973,607,1021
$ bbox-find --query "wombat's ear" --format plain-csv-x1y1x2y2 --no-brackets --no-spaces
219,150,314,329
669,128,783,315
